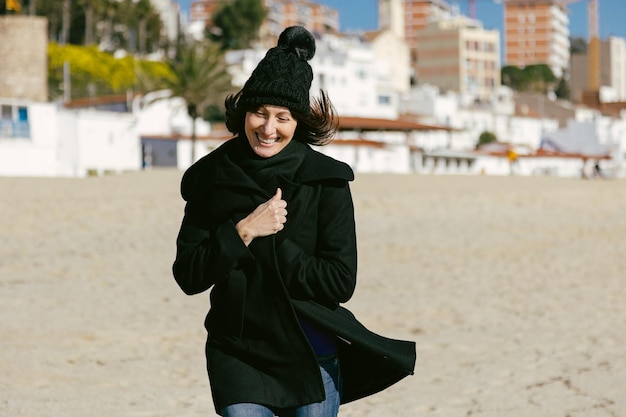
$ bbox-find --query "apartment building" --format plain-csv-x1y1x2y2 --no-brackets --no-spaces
379,0,453,83
570,36,626,103
417,16,500,98
504,0,570,78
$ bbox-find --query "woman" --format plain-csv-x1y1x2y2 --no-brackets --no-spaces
173,26,415,417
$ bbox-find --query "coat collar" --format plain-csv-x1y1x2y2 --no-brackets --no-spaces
181,137,354,201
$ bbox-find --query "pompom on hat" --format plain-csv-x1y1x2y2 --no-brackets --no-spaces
238,26,316,116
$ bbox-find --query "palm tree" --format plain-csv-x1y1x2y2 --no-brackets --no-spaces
61,0,70,44
152,41,233,163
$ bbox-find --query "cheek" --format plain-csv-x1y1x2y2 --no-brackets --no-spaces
279,123,297,139
244,115,257,130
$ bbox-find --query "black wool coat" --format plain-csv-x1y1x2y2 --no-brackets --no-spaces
172,138,416,413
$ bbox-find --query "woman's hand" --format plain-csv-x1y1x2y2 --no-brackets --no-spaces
236,188,287,246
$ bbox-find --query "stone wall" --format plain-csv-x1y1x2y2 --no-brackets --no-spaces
0,16,48,102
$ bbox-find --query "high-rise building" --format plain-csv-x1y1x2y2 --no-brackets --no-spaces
503,0,570,78
417,16,500,98
379,0,453,83
570,37,626,103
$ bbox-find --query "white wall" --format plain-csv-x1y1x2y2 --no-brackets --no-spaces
73,110,141,176
0,102,59,176
226,33,400,120
0,102,141,177
134,90,210,138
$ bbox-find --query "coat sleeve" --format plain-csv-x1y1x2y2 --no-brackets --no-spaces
172,168,255,296
276,181,357,305
172,213,253,295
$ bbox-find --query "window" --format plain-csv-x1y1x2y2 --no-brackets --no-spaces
355,68,368,79
378,95,391,105
0,104,30,139
319,73,326,90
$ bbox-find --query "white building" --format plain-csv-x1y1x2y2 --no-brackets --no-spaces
541,113,626,176
0,100,140,177
365,29,411,95
226,32,402,120
133,90,226,170
314,33,398,119
150,0,183,43
401,83,554,152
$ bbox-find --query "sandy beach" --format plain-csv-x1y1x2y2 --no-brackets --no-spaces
1,169,625,417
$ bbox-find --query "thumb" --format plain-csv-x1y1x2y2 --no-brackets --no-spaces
273,188,282,200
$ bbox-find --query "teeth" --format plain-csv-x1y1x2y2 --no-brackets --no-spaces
257,134,277,144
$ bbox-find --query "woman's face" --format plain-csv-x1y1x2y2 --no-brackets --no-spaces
244,105,298,158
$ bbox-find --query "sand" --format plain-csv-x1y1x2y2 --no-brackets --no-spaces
1,169,625,417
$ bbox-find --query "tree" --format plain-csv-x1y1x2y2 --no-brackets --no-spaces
501,65,525,91
501,64,557,94
78,0,102,45
31,0,163,51
48,42,170,100
570,37,587,54
209,0,267,50
476,131,497,149
61,0,70,44
524,64,556,93
148,41,234,162
554,76,570,100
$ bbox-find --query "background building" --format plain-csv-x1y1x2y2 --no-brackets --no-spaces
503,0,570,77
190,0,339,46
261,0,339,45
380,0,452,83
570,36,626,103
417,16,500,98
0,16,48,102
150,0,183,43
189,0,220,28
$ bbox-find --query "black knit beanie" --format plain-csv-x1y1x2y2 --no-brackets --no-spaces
238,26,316,116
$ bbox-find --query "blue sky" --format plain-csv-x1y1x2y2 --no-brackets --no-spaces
179,0,626,40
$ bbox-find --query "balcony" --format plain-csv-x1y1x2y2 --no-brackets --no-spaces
0,120,31,139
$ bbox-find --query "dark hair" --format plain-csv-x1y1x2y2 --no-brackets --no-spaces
224,89,338,146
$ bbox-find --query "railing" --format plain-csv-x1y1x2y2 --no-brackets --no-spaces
0,120,31,139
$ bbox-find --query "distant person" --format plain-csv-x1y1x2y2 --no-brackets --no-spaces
581,158,591,179
593,160,603,179
172,26,415,417
507,148,518,175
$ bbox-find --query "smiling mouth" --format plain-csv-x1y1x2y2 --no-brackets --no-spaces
257,134,278,145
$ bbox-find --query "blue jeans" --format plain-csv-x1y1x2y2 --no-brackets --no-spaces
220,354,342,417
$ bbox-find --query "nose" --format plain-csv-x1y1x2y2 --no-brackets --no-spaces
262,117,276,136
